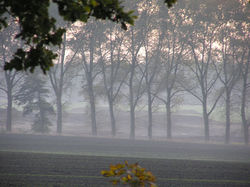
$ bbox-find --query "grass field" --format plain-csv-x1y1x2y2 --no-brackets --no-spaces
0,134,250,186
1,103,246,142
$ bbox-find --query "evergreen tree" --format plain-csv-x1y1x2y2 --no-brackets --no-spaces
16,71,54,133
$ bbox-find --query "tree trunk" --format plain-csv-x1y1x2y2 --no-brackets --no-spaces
5,71,13,132
129,62,135,139
202,103,210,142
38,92,45,133
56,32,65,134
225,90,231,144
147,87,153,139
243,122,249,145
88,82,97,136
130,105,135,139
241,73,248,144
166,100,172,139
56,94,62,134
6,91,12,132
90,101,97,136
89,95,97,136
108,98,116,136
129,73,135,139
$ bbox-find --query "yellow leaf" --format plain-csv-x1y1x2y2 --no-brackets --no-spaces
117,169,126,175
139,176,145,181
110,165,117,171
116,163,125,169
112,179,119,185
84,6,91,13
127,174,132,180
90,0,98,7
101,170,106,175
150,183,157,187
110,170,115,176
101,170,112,177
125,160,128,166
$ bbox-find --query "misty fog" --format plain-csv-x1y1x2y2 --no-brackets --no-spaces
0,0,249,144
1,1,250,186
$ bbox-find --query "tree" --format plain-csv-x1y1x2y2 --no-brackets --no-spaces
214,0,249,144
0,0,136,73
138,1,162,139
48,32,78,134
152,2,187,139
143,45,159,139
232,0,250,144
213,34,241,144
0,0,175,73
126,26,146,139
240,51,250,144
98,23,129,136
234,36,250,144
179,0,225,141
0,21,24,132
70,21,104,136
211,0,250,144
16,71,54,133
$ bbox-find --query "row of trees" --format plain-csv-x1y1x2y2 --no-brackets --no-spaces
0,0,249,143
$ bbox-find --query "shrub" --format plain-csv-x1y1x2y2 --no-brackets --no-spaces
101,161,157,187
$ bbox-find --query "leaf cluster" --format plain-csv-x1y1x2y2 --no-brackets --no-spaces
164,0,177,8
101,161,157,187
0,0,176,74
0,0,136,73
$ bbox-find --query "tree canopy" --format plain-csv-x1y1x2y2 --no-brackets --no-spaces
0,0,176,73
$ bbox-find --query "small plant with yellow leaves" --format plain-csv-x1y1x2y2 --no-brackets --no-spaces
101,161,157,187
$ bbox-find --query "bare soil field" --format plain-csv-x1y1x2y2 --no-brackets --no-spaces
0,134,250,186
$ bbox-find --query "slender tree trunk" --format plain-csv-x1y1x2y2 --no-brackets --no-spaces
129,71,135,139
56,94,62,134
244,123,249,145
147,86,153,139
202,102,210,142
130,105,135,139
129,61,135,139
166,97,172,139
241,94,249,144
108,98,116,136
38,92,45,133
147,104,153,139
6,90,12,132
129,78,135,139
90,100,97,136
225,90,231,144
88,80,97,136
56,32,65,134
5,71,13,132
241,74,249,144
